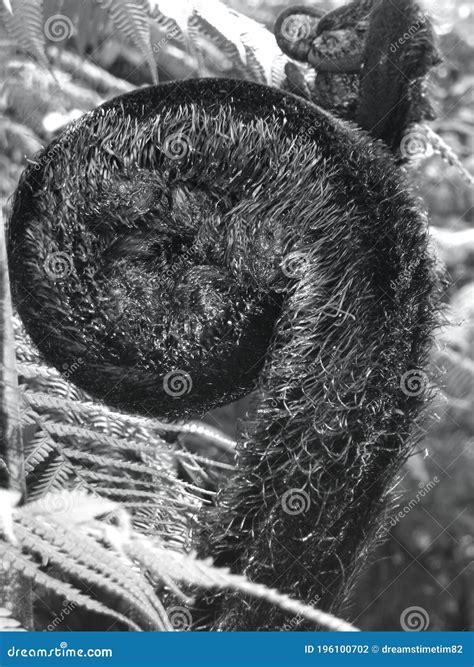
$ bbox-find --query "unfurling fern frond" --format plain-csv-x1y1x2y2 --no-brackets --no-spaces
7,73,439,632
2,0,459,636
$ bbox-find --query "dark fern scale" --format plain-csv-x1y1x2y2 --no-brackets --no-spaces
8,79,438,629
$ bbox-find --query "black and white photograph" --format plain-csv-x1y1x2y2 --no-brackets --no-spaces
0,0,473,663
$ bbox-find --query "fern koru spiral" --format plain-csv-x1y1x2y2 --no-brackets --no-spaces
276,0,440,153
9,73,438,630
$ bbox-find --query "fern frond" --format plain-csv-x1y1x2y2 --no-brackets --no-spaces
60,446,168,479
129,542,360,632
173,449,235,472
35,419,173,462
87,484,196,508
21,391,172,443
145,0,187,42
13,518,168,630
271,52,288,89
1,0,48,69
187,3,247,74
0,541,142,631
20,388,237,458
11,493,174,630
62,448,207,501
233,10,286,86
24,433,56,473
423,124,474,186
20,419,201,545
26,451,75,499
4,491,360,631
33,417,206,497
0,607,25,631
97,0,158,84
182,1,293,86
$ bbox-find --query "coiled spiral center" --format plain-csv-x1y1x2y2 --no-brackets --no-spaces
8,80,338,417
